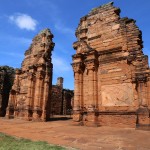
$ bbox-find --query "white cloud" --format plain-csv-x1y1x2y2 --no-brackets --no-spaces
9,13,38,31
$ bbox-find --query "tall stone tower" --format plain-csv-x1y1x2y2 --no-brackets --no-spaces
72,2,150,127
6,28,55,121
56,77,64,88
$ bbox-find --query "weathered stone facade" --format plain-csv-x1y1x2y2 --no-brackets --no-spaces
62,89,74,115
51,77,74,115
72,2,150,127
6,29,54,121
0,66,15,116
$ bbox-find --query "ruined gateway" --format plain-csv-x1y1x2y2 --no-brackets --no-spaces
6,29,55,121
72,2,150,127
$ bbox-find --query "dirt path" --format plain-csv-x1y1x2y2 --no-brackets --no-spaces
0,118,150,150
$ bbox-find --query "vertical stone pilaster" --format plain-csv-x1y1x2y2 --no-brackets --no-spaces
72,62,84,124
6,91,15,119
75,72,80,110
94,70,98,109
85,58,98,112
33,70,43,121
41,74,49,121
6,69,20,119
137,75,147,107
79,72,83,108
84,57,98,127
25,71,36,120
147,77,150,109
139,82,146,106
25,74,32,120
88,69,94,110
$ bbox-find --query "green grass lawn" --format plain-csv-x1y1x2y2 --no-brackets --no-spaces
0,133,66,150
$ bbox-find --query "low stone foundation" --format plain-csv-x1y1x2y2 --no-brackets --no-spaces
98,114,136,128
73,112,137,128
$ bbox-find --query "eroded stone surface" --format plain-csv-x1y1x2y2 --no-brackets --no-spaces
0,66,14,116
6,28,54,121
51,77,74,115
72,2,150,127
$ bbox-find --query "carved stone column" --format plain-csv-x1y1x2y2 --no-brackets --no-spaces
136,74,150,125
84,57,98,126
85,59,97,126
6,90,16,119
79,72,83,108
33,70,44,121
41,73,50,121
25,71,34,120
147,76,150,109
72,62,84,124
136,74,147,107
6,69,20,119
85,59,98,111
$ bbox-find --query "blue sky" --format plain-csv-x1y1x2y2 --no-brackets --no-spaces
0,0,150,90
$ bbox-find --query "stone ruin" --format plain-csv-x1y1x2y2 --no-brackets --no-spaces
0,66,15,116
6,29,55,121
72,2,150,127
51,77,74,115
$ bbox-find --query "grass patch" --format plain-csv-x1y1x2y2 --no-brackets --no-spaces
0,133,66,150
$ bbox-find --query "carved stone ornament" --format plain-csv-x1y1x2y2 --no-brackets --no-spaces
72,62,84,73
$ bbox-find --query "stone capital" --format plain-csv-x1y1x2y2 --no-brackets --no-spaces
36,71,45,79
72,62,84,73
147,77,150,82
27,72,35,80
135,73,147,83
84,59,98,71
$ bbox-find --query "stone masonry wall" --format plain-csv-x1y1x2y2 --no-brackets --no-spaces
6,28,55,121
51,77,74,116
0,66,14,116
72,2,150,127
51,85,63,115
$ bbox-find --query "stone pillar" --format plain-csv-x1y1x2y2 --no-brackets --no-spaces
88,69,94,110
137,75,150,125
147,77,150,109
24,72,34,120
94,70,98,109
72,62,83,125
6,69,20,119
79,73,83,108
138,81,147,107
84,59,98,126
6,91,15,119
33,70,43,121
85,59,98,111
41,74,49,121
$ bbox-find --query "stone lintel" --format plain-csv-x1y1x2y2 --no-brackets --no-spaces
72,53,84,60
98,47,122,55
